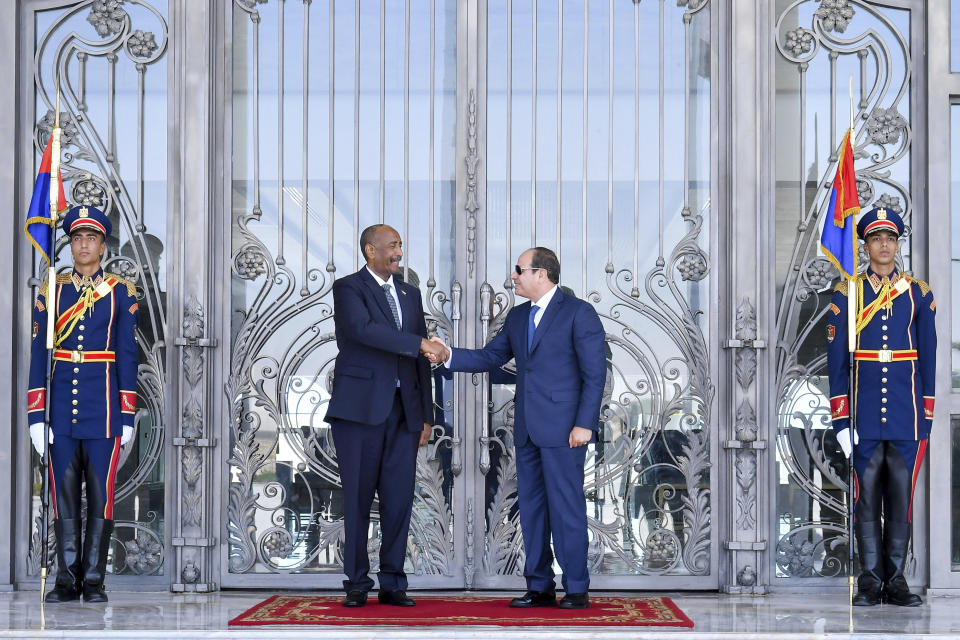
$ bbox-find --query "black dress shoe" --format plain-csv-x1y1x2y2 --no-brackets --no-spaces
44,581,81,603
342,590,368,607
378,589,416,606
509,590,557,608
558,592,590,609
81,581,108,603
884,576,923,607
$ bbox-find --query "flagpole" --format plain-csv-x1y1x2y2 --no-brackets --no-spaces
846,75,857,629
39,74,62,607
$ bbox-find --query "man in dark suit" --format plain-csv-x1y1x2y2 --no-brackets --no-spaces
430,247,606,609
324,224,447,608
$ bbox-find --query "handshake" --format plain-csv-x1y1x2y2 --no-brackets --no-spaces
419,336,450,364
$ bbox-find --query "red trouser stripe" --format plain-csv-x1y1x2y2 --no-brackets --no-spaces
103,438,122,519
47,461,58,520
908,439,928,523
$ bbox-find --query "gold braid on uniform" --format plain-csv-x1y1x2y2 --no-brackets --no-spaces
56,286,97,347
105,273,138,298
912,277,932,297
833,280,849,296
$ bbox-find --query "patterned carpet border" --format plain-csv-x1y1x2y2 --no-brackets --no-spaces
228,595,694,627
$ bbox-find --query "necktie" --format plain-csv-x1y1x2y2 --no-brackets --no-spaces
383,283,402,330
528,305,540,353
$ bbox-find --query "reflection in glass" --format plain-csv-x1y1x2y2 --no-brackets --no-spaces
952,105,960,389
228,1,457,576
482,0,712,578
773,1,913,578
27,3,169,578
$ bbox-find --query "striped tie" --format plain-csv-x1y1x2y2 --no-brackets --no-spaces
383,284,401,330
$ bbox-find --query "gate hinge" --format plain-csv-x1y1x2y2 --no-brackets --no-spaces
174,336,218,347
724,338,766,349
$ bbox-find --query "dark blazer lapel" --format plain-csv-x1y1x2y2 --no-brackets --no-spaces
396,281,416,332
530,289,564,354
359,267,395,324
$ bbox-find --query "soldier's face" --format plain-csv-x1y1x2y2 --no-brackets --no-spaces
70,230,106,269
864,230,898,270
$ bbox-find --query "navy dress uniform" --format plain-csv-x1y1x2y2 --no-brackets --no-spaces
27,205,138,603
826,207,936,606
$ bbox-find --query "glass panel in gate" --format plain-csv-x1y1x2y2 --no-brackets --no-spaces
227,0,458,579
27,2,170,580
773,1,914,579
477,0,713,582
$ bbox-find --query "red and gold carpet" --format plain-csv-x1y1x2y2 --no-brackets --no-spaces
228,595,693,627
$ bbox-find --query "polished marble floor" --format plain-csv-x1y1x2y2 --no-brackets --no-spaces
0,590,959,639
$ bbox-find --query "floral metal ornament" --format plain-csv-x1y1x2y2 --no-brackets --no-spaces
784,28,814,57
865,107,907,146
127,30,158,58
814,0,855,33
88,0,128,37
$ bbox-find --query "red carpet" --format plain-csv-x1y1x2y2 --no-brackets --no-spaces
229,594,693,627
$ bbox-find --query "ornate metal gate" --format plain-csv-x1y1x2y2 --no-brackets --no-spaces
222,0,716,590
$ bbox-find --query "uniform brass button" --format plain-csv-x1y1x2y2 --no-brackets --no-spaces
77,345,84,351
881,398,887,404
881,407,887,413
72,419,77,424
72,380,78,385
73,367,79,374
72,409,78,415
882,344,888,349
72,389,78,395
72,399,78,405
79,325,85,331
881,377,888,383
77,335,84,341
882,367,888,373
881,388,887,393
882,335,888,340
881,417,887,423
882,325,888,330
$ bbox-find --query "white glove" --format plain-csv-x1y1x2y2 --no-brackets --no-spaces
836,427,859,458
29,423,53,456
120,425,135,445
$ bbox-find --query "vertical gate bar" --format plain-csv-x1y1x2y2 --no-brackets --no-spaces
858,50,867,110
301,0,310,295
607,0,613,270
137,64,145,229
252,11,261,216
78,51,87,110
379,0,386,224
354,0,360,265
330,0,337,271
632,1,639,292
404,0,410,281
506,0,512,279
277,0,285,265
557,0,563,257
582,0,588,295
657,0,664,264
107,52,116,162
682,4,690,215
531,0,537,244
830,51,837,159
430,0,436,282
799,64,806,240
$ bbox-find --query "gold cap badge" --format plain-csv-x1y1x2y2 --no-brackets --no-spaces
877,209,887,220
79,206,89,218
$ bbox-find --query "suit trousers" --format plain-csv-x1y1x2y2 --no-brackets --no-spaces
331,391,420,592
515,439,590,593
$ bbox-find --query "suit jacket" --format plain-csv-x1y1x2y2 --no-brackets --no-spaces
28,269,139,439
450,288,607,447
324,268,432,431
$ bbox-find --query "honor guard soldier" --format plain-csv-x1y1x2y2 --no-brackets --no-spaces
27,205,138,603
826,207,936,607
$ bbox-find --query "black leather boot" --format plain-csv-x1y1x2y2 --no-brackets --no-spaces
81,518,114,603
883,520,922,607
852,520,884,606
44,519,83,603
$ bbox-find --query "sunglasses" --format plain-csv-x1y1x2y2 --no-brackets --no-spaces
514,265,542,276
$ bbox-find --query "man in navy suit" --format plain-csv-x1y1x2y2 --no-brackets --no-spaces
324,224,447,608
431,247,606,609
